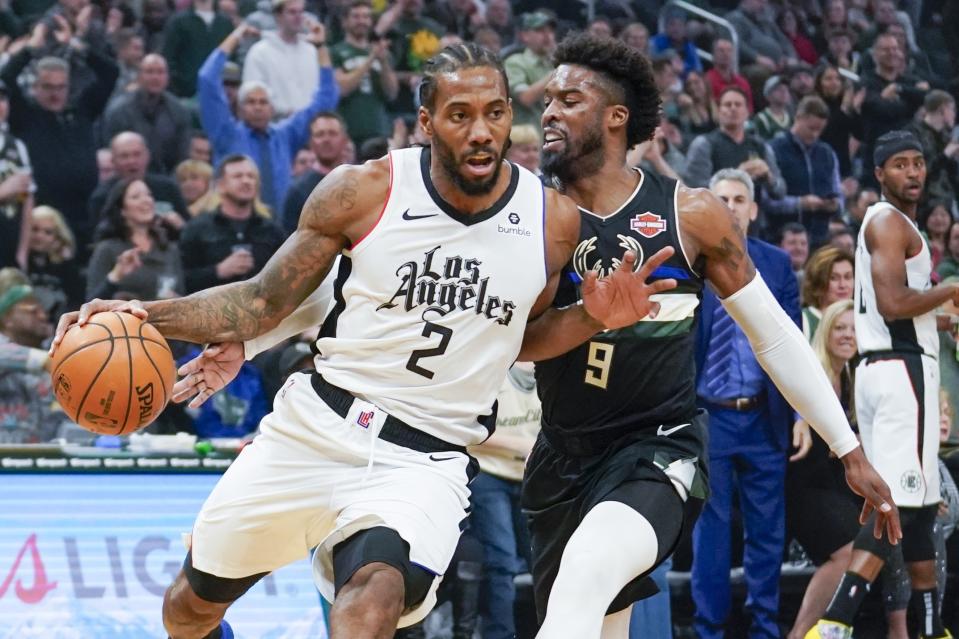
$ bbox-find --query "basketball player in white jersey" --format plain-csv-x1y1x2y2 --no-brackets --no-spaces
51,43,680,639
807,131,958,639
168,37,903,639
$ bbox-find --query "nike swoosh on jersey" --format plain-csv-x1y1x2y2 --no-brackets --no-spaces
429,454,459,462
402,209,439,221
656,422,690,437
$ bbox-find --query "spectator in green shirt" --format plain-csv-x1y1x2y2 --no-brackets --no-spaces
331,0,399,146
504,11,556,127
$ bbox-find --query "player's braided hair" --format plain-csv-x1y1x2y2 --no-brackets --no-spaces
553,33,661,148
418,43,510,113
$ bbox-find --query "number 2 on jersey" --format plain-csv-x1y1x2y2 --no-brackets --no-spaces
406,321,453,379
584,341,614,389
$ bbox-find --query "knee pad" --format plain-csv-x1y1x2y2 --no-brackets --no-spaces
182,550,269,604
332,526,435,609
900,505,938,563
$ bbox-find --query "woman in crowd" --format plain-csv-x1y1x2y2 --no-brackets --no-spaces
175,159,216,217
675,70,715,144
936,222,959,281
786,299,862,639
505,124,541,175
801,246,854,340
921,199,953,272
815,64,863,178
779,8,819,65
86,178,184,302
24,205,83,318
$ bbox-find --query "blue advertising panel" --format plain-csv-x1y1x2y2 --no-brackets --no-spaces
0,474,326,638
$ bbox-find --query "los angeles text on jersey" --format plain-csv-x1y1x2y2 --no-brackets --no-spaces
376,245,516,325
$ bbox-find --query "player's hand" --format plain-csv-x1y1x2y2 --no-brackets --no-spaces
789,420,812,461
50,298,147,355
841,446,902,543
172,342,245,408
581,247,678,330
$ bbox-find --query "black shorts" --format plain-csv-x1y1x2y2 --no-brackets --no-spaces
521,410,709,618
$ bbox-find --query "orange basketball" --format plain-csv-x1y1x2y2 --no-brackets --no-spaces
50,311,176,435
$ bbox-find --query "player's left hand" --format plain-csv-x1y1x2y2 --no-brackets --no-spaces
841,446,903,543
581,246,678,330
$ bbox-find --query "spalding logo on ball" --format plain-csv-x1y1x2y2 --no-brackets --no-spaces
50,311,176,435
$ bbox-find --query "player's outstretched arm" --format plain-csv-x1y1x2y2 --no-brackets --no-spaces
681,186,902,543
866,210,959,320
517,190,677,362
52,161,389,350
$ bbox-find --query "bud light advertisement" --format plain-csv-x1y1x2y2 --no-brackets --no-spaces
0,474,327,638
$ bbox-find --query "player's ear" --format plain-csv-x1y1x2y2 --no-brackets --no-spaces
418,106,433,138
607,104,629,131
874,165,883,185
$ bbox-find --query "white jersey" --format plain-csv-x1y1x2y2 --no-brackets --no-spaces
314,147,548,446
854,201,938,359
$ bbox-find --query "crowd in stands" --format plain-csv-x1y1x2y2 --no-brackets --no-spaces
0,0,957,635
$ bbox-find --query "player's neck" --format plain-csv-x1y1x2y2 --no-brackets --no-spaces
564,162,640,214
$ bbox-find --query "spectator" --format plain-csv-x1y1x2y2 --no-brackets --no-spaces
0,277,67,444
935,222,959,281
471,26,502,57
827,226,856,254
683,87,786,205
651,7,701,76
799,246,854,340
178,344,268,438
704,38,754,113
178,154,285,293
653,57,681,122
482,0,514,49
725,0,796,72
89,132,189,232
104,53,192,174
675,71,715,142
220,61,242,116
426,0,483,39
141,0,173,54
467,363,540,639
815,64,864,178
0,80,34,270
907,90,959,207
778,8,818,66
356,136,388,163
920,199,953,270
331,0,399,146
96,147,114,183
162,0,233,98
1,22,118,258
780,221,810,279
198,22,338,213
242,0,317,35
188,130,212,164
858,0,918,54
504,11,556,127
291,148,315,178
767,96,843,246
823,28,860,73
693,168,799,639
86,177,184,301
858,32,929,183
25,205,83,317
242,0,321,118
628,123,685,180
861,22,936,85
174,159,215,216
751,75,793,140
506,124,541,175
619,21,649,54
110,28,144,98
376,0,445,117
785,63,816,99
281,112,349,233
585,16,613,39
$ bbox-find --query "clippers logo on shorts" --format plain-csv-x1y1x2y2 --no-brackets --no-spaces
901,470,923,493
357,410,374,428
573,235,643,279
630,212,667,238
377,245,516,326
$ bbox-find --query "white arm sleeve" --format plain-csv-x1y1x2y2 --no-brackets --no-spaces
720,273,860,457
242,256,338,360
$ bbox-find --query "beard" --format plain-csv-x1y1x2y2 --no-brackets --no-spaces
541,120,605,186
433,133,503,197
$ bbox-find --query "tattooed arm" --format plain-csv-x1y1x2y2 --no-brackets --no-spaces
53,160,389,347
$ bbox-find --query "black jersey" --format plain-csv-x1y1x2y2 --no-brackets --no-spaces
535,170,706,447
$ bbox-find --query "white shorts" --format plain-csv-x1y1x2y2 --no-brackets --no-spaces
855,353,941,507
190,372,473,627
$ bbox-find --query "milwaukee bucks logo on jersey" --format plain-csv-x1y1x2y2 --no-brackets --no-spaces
572,234,643,279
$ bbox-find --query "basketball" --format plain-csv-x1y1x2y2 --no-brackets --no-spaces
50,311,176,435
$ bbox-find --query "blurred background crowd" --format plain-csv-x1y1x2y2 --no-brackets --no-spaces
0,0,957,636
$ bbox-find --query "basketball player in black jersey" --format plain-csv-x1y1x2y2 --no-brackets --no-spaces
518,34,901,638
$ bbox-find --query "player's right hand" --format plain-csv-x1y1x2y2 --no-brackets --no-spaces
50,298,147,355
841,446,903,543
172,342,245,408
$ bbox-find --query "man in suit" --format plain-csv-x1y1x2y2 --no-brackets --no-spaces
692,167,800,639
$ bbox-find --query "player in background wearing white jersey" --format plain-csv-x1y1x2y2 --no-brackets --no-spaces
51,44,679,639
807,132,959,639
